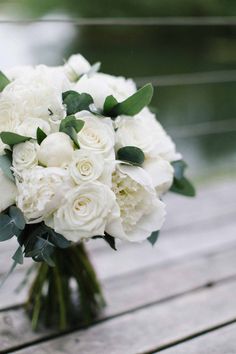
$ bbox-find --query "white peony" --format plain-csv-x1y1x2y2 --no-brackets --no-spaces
16,167,72,222
75,73,136,109
0,171,17,213
13,140,39,172
143,157,174,195
16,118,51,139
76,112,115,159
64,54,91,82
0,99,19,154
69,149,113,186
38,132,74,167
116,108,181,162
0,65,70,128
47,181,119,242
107,164,166,242
5,65,34,81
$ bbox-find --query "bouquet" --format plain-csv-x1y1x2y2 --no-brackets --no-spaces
0,54,195,330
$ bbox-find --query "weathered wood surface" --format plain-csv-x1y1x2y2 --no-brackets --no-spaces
0,179,235,353
160,322,236,354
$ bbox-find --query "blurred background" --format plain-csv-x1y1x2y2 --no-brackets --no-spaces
0,0,235,184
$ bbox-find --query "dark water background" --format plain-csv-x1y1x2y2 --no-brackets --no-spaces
0,21,235,183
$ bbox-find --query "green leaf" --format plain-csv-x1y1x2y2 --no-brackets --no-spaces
117,146,145,166
104,233,117,251
105,83,153,118
0,71,10,92
0,132,31,146
26,236,55,267
103,95,118,115
148,231,160,246
60,115,84,134
171,177,196,197
9,206,26,230
62,90,93,115
47,227,71,249
0,154,14,181
172,160,188,181
12,246,24,265
0,214,15,241
36,127,47,145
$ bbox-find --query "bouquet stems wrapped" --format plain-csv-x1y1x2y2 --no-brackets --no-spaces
26,243,105,331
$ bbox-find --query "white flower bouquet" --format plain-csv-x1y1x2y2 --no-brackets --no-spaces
0,54,195,330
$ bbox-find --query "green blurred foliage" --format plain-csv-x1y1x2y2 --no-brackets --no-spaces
2,0,236,17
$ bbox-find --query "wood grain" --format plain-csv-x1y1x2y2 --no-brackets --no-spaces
13,279,236,354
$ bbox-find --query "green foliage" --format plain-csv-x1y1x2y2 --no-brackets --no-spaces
36,127,47,145
0,71,10,92
117,146,145,166
62,90,93,115
171,160,196,197
23,223,71,267
103,84,153,118
59,115,85,148
93,233,117,251
171,177,196,197
0,132,31,146
0,207,25,242
147,230,160,246
0,154,14,181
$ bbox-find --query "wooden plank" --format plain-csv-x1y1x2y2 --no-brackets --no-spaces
13,278,236,354
1,245,236,352
160,322,236,354
1,217,236,312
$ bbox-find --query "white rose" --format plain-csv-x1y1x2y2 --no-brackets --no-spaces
0,171,17,212
46,181,119,242
16,167,72,222
16,118,51,139
76,112,115,159
143,157,174,195
116,108,181,162
107,164,166,242
38,132,74,167
69,149,113,186
13,140,39,172
64,54,91,81
75,73,136,109
1,65,69,128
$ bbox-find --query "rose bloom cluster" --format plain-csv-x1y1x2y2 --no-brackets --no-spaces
0,54,181,243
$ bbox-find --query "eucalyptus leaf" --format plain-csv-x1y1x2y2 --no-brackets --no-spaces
0,214,15,241
117,146,145,166
105,83,153,118
148,230,160,246
12,246,24,265
171,177,196,197
60,115,84,134
0,154,14,181
9,206,26,230
36,127,47,145
0,132,31,146
0,71,10,92
62,90,93,115
48,229,71,249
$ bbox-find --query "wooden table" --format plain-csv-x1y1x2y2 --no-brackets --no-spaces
1,179,236,354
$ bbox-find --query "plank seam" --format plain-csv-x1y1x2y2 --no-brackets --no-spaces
2,274,236,353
